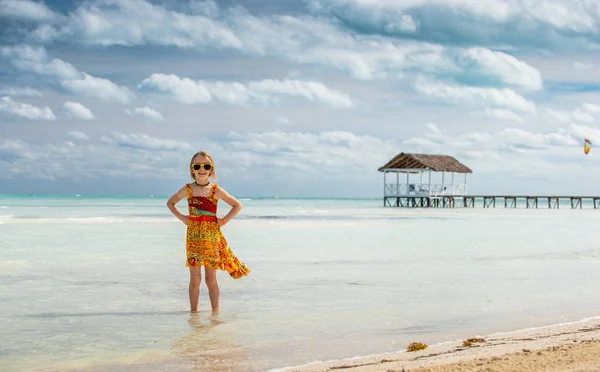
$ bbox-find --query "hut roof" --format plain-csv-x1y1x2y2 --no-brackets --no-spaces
378,153,473,173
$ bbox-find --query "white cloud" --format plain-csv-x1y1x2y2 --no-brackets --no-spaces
459,132,493,143
67,131,90,140
0,86,43,97
101,132,192,151
0,96,55,120
568,125,600,148
0,139,36,177
399,122,590,182
2,1,600,196
420,123,579,153
34,0,243,49
29,24,61,42
138,74,353,108
0,130,398,182
138,74,210,104
459,48,542,91
0,133,198,180
0,0,58,21
62,101,94,120
0,142,70,180
307,0,600,51
414,78,536,115
546,103,600,125
61,74,134,104
496,128,578,149
0,138,31,155
1,125,597,194
307,0,517,24
0,139,79,180
125,106,165,121
308,0,422,33
187,0,220,18
483,109,524,123
402,137,438,147
0,45,135,104
581,103,600,116
23,0,542,90
222,130,401,178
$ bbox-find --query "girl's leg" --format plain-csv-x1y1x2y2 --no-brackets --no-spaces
204,267,220,312
189,266,202,312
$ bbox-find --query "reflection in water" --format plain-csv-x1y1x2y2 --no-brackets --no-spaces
172,312,252,372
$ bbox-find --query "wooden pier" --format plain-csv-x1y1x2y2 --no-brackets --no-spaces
384,195,600,209
378,153,599,209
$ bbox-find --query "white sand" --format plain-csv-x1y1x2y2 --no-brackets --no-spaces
283,317,600,372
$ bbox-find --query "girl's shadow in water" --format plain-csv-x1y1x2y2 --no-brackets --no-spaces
172,312,253,372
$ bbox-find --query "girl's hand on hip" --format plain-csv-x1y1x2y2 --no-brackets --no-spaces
181,216,189,225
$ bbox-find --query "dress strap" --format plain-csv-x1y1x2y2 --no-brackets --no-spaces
211,183,219,198
186,183,192,198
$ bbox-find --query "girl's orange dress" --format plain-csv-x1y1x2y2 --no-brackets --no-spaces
185,183,250,279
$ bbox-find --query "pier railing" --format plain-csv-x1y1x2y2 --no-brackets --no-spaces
384,183,468,197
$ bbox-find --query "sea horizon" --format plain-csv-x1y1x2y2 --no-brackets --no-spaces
0,193,380,200
3,193,600,198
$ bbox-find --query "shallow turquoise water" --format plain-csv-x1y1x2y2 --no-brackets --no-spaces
1,196,600,371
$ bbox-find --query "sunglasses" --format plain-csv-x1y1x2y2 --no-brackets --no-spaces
191,163,212,171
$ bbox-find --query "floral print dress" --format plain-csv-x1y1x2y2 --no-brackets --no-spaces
185,183,250,279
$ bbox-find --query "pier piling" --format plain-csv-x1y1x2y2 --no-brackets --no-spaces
383,196,600,209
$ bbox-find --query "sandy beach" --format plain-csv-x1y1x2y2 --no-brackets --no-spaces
286,318,600,372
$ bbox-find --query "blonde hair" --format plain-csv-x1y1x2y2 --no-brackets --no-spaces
189,151,217,181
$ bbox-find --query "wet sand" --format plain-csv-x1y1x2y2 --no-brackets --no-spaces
286,318,600,372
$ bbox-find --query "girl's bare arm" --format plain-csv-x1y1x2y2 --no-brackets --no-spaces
215,186,242,226
167,186,188,224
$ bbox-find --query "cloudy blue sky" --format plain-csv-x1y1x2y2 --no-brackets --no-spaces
2,0,600,197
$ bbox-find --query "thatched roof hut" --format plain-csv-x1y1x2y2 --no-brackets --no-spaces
378,153,472,174
379,153,472,203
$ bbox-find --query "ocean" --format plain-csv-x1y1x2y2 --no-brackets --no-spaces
1,195,600,371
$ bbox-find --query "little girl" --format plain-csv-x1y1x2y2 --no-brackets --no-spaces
167,151,250,313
